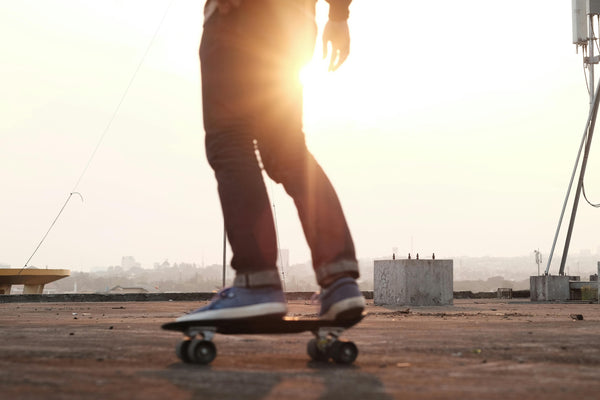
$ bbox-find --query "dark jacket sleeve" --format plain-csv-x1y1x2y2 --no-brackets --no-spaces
325,0,352,21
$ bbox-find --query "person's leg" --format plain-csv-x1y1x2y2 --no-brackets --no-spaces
257,127,359,285
252,0,364,319
201,1,283,286
177,1,285,322
257,127,365,321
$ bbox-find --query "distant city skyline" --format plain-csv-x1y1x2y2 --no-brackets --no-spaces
32,250,600,296
5,249,600,285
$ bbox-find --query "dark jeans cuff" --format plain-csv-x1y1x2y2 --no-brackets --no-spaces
233,270,282,288
316,259,360,287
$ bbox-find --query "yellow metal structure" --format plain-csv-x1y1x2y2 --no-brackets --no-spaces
0,268,70,294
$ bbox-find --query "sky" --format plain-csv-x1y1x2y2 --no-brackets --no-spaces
2,0,600,274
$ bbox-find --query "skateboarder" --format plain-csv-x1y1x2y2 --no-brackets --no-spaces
177,0,364,323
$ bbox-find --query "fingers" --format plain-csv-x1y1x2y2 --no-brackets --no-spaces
326,46,338,72
327,47,349,71
324,43,349,72
327,48,337,71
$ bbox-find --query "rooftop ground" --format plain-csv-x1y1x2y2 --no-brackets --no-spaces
1,299,599,399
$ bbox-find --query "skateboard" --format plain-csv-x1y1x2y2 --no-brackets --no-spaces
162,314,365,365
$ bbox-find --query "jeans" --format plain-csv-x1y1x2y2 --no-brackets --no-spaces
200,0,358,287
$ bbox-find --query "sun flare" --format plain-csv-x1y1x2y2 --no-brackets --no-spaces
300,57,357,127
299,59,329,88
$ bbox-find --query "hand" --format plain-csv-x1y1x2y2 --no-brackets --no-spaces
322,20,350,71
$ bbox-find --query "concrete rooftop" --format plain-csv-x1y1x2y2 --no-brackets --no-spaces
1,299,599,399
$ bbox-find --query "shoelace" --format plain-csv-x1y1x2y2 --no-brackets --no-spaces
209,287,234,301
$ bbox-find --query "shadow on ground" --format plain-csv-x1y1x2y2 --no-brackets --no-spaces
147,361,393,400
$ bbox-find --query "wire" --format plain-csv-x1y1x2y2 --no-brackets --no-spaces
583,182,600,207
72,0,175,193
21,192,84,271
582,126,600,207
583,45,591,96
580,25,600,208
23,0,175,268
591,16,600,56
596,16,600,55
581,17,600,208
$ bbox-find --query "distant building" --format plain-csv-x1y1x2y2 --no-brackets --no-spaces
105,285,160,294
121,256,141,270
277,249,289,269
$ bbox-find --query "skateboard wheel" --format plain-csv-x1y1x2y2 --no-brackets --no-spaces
307,339,329,362
330,340,358,365
176,340,192,363
187,339,217,365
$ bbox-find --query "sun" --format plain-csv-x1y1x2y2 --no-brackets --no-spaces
299,57,356,126
299,59,329,88
300,60,336,125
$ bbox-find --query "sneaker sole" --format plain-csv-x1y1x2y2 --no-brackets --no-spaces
320,296,366,321
176,302,287,323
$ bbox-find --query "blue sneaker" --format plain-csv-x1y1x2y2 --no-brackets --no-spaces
319,277,366,321
176,286,287,323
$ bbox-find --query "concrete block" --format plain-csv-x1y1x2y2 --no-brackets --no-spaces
374,259,453,306
530,275,570,301
569,281,598,301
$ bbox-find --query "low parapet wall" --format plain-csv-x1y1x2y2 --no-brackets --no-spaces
0,292,214,303
453,290,530,299
0,290,527,303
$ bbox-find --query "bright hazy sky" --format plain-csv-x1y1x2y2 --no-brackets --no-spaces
1,1,599,273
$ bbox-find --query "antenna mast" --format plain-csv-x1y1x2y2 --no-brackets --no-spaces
546,0,600,275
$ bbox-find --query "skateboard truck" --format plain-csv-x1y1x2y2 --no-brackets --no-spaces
308,326,358,364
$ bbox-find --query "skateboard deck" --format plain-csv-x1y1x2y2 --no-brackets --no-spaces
162,314,365,365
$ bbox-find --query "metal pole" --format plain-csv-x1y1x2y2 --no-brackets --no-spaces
559,106,598,275
222,221,226,288
559,18,599,275
271,201,286,292
544,92,597,275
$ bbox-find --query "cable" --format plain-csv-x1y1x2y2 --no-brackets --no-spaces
21,192,83,272
579,17,600,208
72,0,175,193
583,45,591,96
591,16,600,56
596,16,600,55
22,1,175,268
582,182,600,207
581,125,600,208
580,25,600,209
